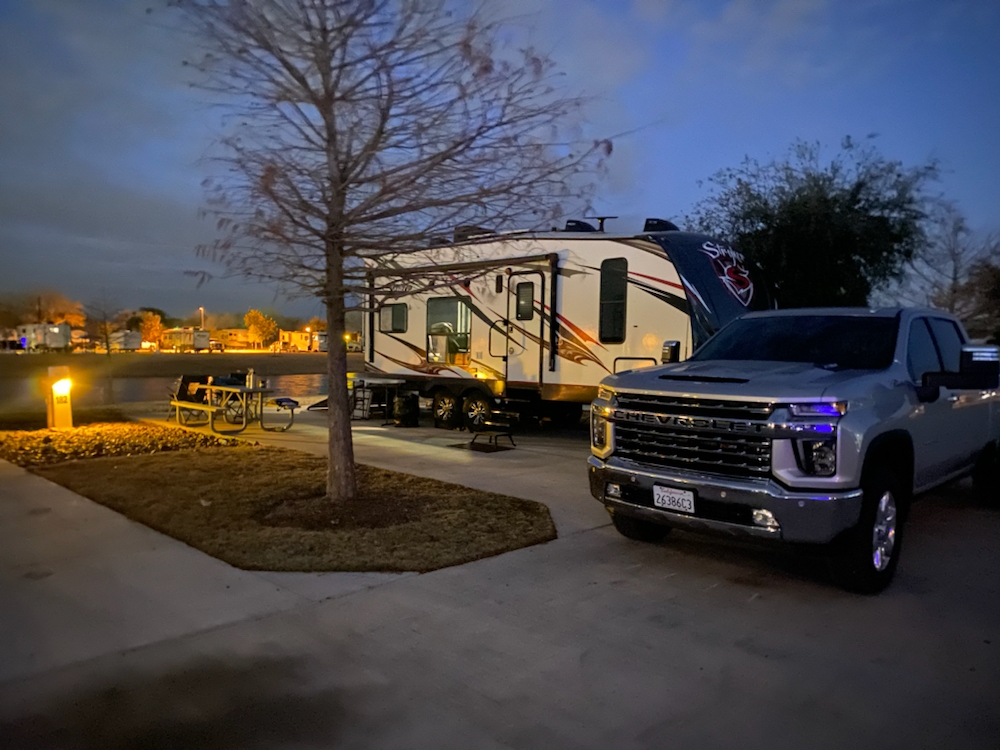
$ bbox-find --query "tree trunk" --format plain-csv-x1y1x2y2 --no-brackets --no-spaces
325,260,358,502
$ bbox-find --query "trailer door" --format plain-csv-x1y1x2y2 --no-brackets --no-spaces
504,270,546,388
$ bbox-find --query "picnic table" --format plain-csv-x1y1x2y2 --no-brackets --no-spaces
169,379,298,434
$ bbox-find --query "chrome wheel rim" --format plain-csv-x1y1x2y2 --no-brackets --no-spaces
871,491,896,571
435,396,455,420
467,399,488,426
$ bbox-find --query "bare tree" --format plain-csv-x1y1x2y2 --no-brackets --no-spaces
84,293,122,357
171,0,608,502
886,204,1000,322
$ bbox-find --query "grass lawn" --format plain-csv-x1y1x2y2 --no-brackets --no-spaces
22,430,556,572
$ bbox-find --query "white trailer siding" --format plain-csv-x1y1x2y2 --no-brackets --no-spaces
364,235,717,402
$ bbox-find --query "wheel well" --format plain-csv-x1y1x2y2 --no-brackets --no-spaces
862,431,914,499
460,387,494,405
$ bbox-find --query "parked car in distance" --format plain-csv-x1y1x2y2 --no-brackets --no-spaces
589,308,1000,593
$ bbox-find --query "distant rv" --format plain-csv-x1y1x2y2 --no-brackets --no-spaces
361,220,767,429
161,327,210,351
17,323,72,351
109,330,143,351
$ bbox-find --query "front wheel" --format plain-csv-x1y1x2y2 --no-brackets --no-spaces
610,511,671,543
829,467,905,594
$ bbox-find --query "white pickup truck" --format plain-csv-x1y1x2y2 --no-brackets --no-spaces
589,308,1000,593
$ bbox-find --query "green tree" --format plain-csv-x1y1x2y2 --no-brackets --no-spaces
687,138,940,308
244,309,279,348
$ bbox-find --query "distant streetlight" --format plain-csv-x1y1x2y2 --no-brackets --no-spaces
198,306,205,330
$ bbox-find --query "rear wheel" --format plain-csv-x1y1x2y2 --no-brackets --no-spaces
462,392,492,432
972,443,1000,508
610,511,671,543
432,391,461,429
829,466,905,594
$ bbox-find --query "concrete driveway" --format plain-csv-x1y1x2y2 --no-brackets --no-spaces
1,414,998,749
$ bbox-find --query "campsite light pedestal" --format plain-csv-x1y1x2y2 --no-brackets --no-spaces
46,365,73,430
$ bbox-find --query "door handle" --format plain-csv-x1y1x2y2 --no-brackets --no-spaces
946,394,960,403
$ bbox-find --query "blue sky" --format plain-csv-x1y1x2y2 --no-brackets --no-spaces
1,0,999,319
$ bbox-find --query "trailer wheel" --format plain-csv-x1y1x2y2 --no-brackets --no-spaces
432,391,461,429
462,391,492,432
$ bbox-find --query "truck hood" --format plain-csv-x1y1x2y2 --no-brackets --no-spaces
605,360,879,402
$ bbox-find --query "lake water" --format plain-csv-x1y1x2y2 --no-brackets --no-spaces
0,374,329,412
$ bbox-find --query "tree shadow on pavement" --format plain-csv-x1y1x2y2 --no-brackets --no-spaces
0,656,343,750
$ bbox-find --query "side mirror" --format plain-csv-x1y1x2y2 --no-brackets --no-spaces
661,340,681,364
915,384,940,403
923,345,1000,391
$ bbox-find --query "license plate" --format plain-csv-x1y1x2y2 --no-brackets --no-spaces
652,486,695,514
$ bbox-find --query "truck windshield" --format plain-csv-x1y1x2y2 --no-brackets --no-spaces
690,315,900,370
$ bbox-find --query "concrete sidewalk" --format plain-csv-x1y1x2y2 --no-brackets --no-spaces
0,460,404,684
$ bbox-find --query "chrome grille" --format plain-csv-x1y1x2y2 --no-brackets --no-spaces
615,393,774,420
613,394,772,478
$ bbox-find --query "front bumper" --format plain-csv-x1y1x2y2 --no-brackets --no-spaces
589,456,864,544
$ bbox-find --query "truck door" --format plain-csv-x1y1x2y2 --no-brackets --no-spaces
503,270,546,388
906,317,977,488
927,317,991,474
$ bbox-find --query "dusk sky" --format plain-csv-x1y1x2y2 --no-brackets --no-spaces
2,0,998,321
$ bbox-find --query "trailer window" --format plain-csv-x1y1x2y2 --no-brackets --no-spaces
427,296,472,365
599,258,628,343
379,304,408,333
515,282,534,321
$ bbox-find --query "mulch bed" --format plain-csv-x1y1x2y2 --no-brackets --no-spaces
0,422,239,466
9,423,556,572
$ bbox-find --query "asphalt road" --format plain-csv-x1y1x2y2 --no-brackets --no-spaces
1,417,998,749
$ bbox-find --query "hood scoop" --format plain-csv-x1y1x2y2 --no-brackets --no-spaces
658,374,749,384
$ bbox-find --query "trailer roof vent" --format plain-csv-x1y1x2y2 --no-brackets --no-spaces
564,219,598,232
644,218,680,232
454,225,495,242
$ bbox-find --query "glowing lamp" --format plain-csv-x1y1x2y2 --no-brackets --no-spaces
46,366,73,430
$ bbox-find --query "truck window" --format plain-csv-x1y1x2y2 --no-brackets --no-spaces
599,258,627,344
515,282,534,321
427,296,471,365
928,318,964,373
379,303,408,333
907,318,942,382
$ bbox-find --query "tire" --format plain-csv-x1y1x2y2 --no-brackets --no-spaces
610,511,671,543
432,390,462,429
829,466,905,594
972,443,1000,508
462,391,492,432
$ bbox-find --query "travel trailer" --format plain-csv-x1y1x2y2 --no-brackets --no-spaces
362,221,768,429
109,330,143,351
17,323,72,351
161,327,210,351
279,329,312,352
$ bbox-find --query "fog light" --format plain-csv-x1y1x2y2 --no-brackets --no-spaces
605,483,622,499
752,508,779,528
802,439,837,476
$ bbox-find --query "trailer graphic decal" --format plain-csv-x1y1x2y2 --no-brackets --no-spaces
700,241,754,307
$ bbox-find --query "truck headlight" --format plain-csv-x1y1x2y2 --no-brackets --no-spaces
790,402,847,417
591,410,609,449
800,439,837,476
